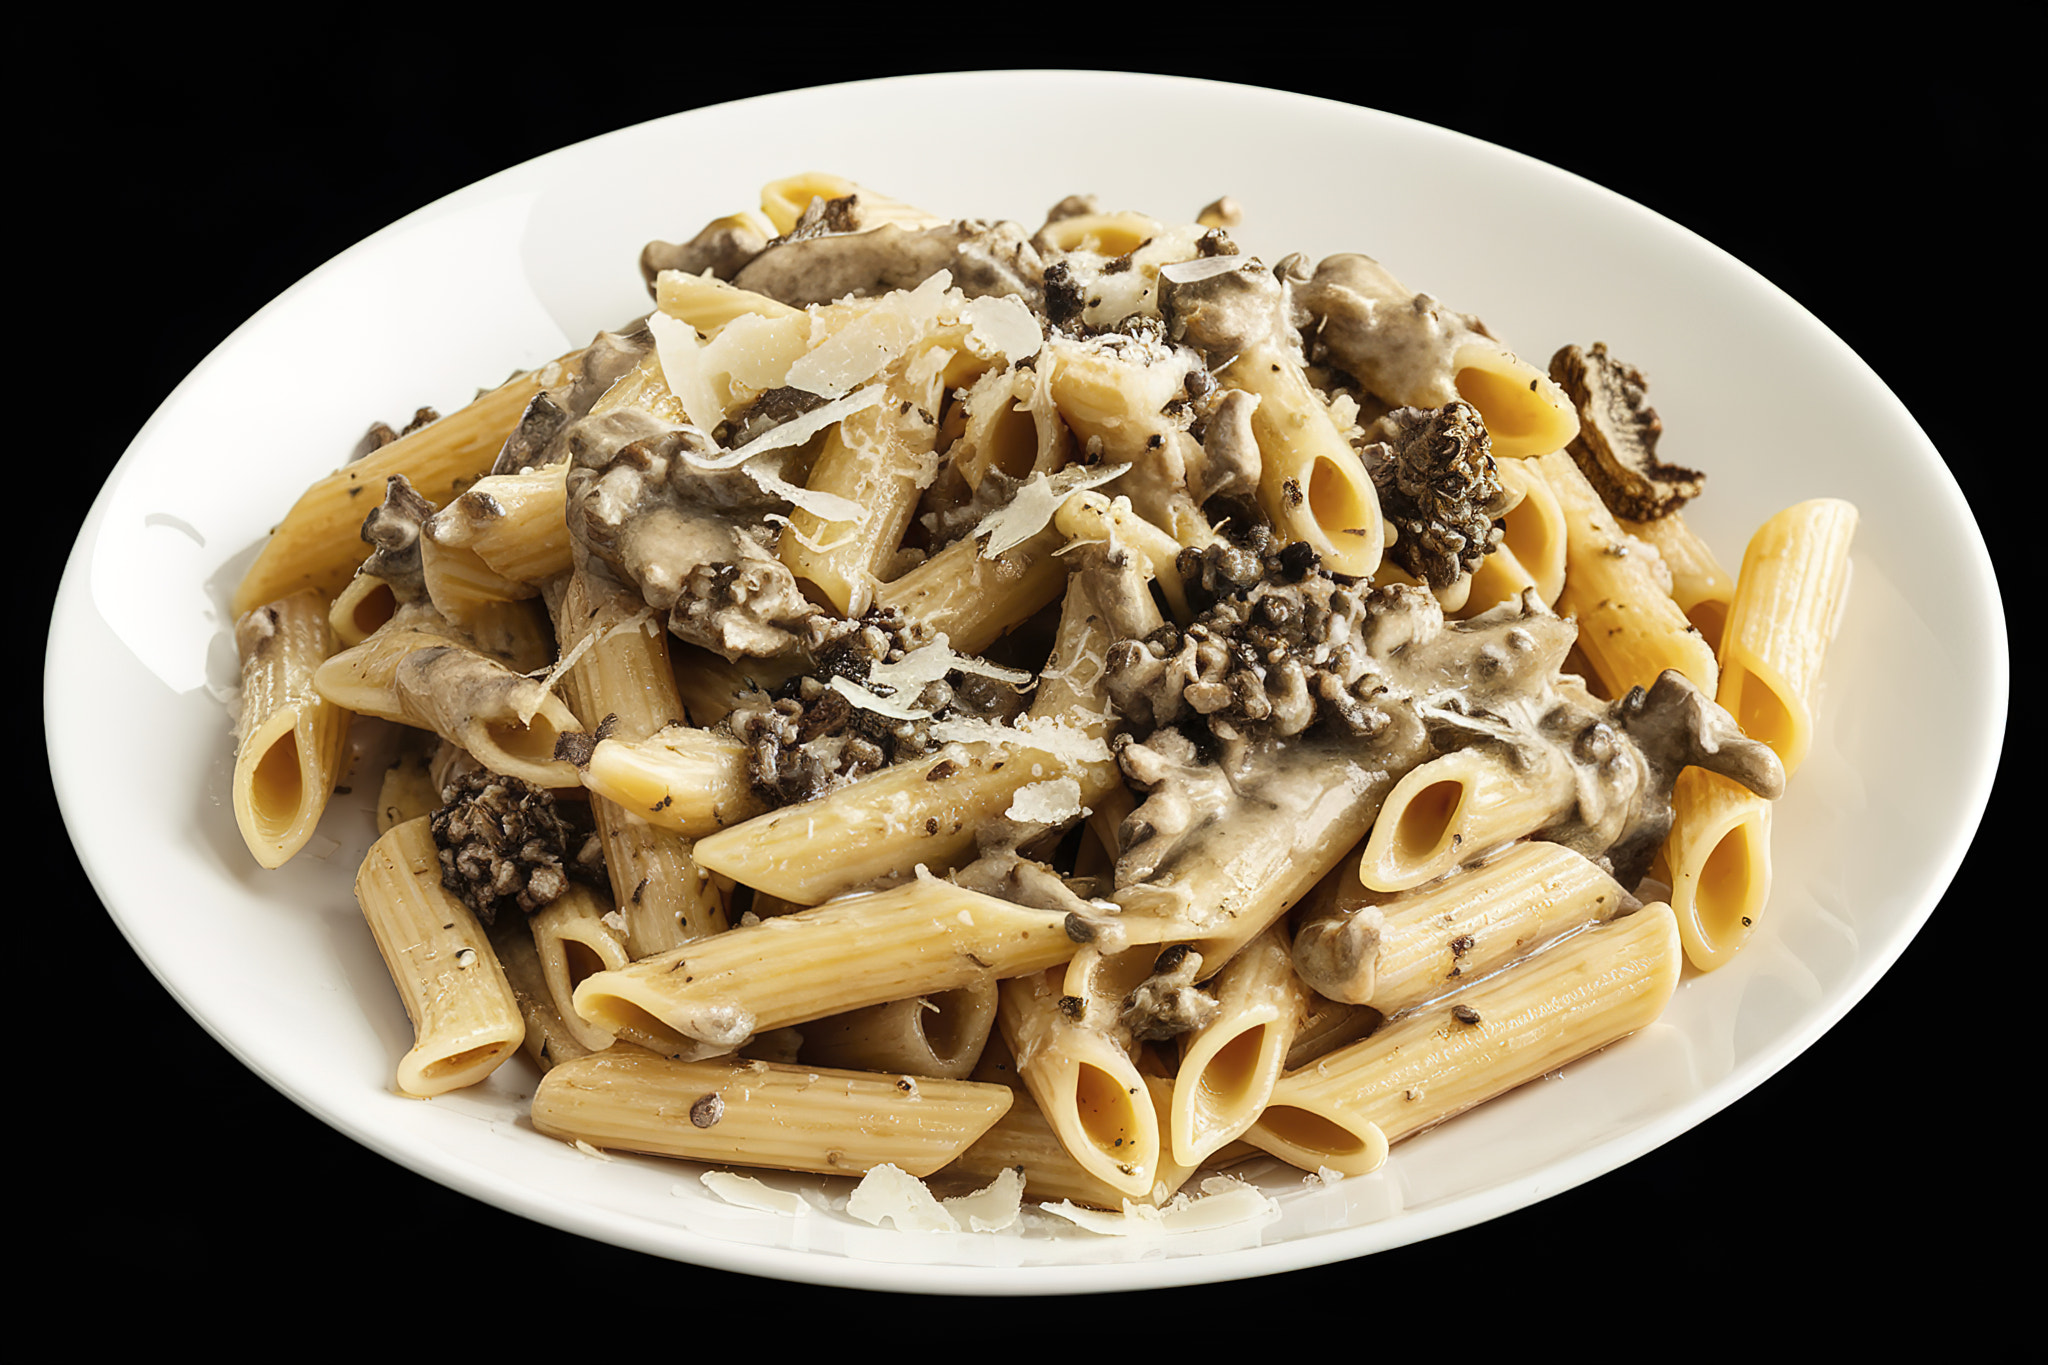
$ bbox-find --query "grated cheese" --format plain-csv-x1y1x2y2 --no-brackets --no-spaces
1006,776,1086,825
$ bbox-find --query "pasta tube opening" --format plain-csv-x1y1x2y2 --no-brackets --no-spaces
243,723,307,843
1362,774,1468,890
1252,1105,1389,1177
1666,768,1775,970
1452,348,1579,459
1309,455,1380,561
1073,1062,1151,1164
1719,663,1801,770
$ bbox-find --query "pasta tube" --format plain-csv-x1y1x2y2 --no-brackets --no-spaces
1714,497,1857,778
1249,902,1681,1176
1662,768,1774,971
1296,841,1635,1015
353,818,525,1097
1537,448,1717,698
1356,743,1583,893
233,360,564,616
998,968,1160,1200
571,877,1080,1056
1168,926,1304,1166
801,979,999,1081
532,1049,1013,1178
232,590,350,869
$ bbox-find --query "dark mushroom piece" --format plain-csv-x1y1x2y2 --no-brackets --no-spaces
732,219,1046,310
1549,342,1705,521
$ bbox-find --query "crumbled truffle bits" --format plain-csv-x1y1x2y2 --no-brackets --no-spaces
1451,1004,1483,1025
689,1093,725,1128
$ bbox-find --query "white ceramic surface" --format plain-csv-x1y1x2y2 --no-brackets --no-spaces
49,71,2005,1293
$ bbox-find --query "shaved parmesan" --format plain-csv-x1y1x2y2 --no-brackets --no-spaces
846,1163,960,1232
700,310,813,396
926,713,1112,765
764,512,861,555
827,675,932,722
744,459,869,525
1039,1175,1276,1235
785,272,951,398
971,462,1131,558
866,636,1032,698
647,311,724,432
960,293,1043,364
682,384,887,471
1157,253,1249,287
944,1167,1025,1232
516,606,655,725
698,1171,812,1216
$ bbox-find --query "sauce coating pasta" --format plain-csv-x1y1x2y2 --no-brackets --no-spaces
227,177,1848,1215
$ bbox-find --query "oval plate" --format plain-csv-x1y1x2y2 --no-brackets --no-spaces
51,70,2005,1294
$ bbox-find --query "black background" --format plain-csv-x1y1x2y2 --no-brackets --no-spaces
42,23,2020,1345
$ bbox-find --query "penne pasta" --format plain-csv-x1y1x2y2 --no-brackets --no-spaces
232,590,350,869
1248,902,1681,1176
223,177,1853,1222
532,1048,1013,1178
1714,497,1857,778
353,818,525,1097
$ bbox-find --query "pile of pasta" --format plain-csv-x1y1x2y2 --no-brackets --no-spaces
227,175,1855,1213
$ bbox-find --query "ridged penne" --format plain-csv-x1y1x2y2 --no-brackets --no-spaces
353,818,525,1097
1714,497,1857,778
233,358,569,616
232,590,351,869
571,877,1079,1056
1248,902,1681,1176
1296,841,1635,1015
1537,448,1718,698
532,1048,1013,1178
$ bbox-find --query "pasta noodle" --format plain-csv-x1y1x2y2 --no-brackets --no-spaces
225,176,1851,1219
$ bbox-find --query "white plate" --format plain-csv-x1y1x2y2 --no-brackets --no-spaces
51,71,2005,1293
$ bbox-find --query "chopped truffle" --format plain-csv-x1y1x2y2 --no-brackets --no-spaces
429,770,599,925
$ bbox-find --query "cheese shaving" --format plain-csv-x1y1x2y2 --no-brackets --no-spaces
764,512,861,555
846,1163,960,1232
682,384,887,471
866,635,1033,697
698,1171,812,1216
944,1167,1025,1232
971,462,1132,558
646,311,725,432
928,713,1113,765
517,608,656,725
785,272,951,398
1038,1175,1276,1235
743,459,869,525
827,675,932,721
960,293,1043,364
